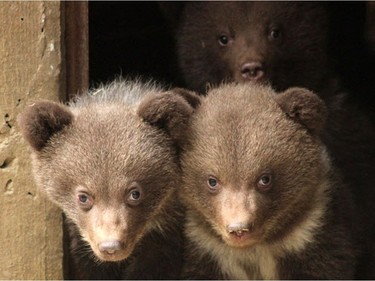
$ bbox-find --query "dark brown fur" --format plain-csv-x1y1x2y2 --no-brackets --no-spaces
174,2,333,98
178,83,367,279
164,2,374,110
17,80,193,279
322,93,375,278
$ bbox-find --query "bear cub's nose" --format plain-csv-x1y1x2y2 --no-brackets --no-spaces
227,222,252,237
240,61,264,81
99,240,123,255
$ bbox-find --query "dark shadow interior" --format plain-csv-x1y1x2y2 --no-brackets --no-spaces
89,2,179,88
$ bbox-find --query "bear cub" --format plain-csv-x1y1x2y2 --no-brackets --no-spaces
173,2,333,98
164,2,375,115
176,83,369,279
17,80,194,279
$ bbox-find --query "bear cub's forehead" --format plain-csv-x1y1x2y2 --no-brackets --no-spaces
199,84,281,120
187,85,320,163
47,109,176,179
70,107,166,146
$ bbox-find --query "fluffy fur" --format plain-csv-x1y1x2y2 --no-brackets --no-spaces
17,79,193,279
178,83,367,279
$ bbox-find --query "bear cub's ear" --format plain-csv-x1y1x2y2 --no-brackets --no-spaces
138,88,201,145
274,87,327,133
17,101,73,152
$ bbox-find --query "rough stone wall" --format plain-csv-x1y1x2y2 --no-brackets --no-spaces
0,2,64,279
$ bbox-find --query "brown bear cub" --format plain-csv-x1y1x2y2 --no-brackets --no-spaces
161,2,375,114
177,83,367,279
173,2,334,98
17,80,194,279
167,2,375,116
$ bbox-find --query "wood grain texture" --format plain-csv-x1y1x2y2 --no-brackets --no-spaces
0,2,64,279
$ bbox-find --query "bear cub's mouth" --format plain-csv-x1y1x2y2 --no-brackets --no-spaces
221,224,260,248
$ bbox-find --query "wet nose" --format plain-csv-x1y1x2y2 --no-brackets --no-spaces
226,222,252,237
240,62,264,81
99,240,123,255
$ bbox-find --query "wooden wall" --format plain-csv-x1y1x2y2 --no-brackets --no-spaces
1,1,67,279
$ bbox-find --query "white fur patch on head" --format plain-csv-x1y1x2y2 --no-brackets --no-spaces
70,78,165,112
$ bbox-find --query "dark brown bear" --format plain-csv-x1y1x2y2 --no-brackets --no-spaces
17,80,194,279
173,2,334,97
175,83,372,279
162,2,373,109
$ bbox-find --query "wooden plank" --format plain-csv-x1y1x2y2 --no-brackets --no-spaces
64,1,89,98
0,1,64,279
62,2,89,277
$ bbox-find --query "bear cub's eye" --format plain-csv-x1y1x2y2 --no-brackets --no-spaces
77,192,94,210
127,185,143,206
256,172,273,192
207,176,221,193
218,34,231,46
130,190,141,200
268,27,281,41
78,194,88,203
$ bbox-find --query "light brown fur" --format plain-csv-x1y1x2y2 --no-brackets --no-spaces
17,80,193,279
179,83,362,279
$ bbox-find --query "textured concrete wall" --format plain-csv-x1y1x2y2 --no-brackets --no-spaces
0,2,64,279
